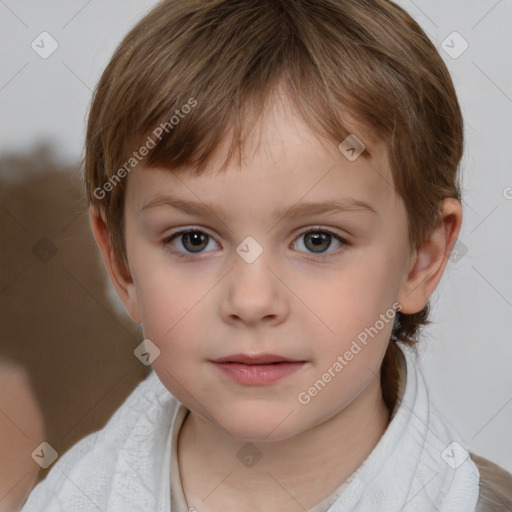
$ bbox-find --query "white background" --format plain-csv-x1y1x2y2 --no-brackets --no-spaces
1,0,511,472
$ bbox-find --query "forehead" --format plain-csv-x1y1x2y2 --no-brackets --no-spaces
127,93,399,222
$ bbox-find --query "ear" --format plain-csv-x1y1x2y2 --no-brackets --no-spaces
397,198,462,314
88,205,141,323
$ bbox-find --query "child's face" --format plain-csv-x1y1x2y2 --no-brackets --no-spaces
122,96,413,441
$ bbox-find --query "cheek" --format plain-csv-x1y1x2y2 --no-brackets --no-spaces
303,255,398,380
310,264,396,339
296,283,393,422
128,255,211,375
130,264,200,356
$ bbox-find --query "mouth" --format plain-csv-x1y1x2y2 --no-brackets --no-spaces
210,353,306,385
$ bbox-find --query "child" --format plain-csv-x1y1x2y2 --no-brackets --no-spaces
20,0,512,510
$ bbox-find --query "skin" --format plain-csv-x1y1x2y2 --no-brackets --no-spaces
90,91,462,511
0,359,44,512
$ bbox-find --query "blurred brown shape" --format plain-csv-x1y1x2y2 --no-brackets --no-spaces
0,144,150,511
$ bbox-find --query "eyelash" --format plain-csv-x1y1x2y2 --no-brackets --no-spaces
161,227,349,262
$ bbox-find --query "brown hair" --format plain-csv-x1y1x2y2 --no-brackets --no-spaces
83,0,463,411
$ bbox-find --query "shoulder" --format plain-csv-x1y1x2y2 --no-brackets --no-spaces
20,371,180,511
471,452,512,512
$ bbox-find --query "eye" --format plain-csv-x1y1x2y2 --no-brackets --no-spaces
292,227,347,258
162,226,348,259
163,229,219,256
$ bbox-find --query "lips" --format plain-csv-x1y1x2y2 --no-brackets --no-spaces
211,353,302,364
210,353,306,385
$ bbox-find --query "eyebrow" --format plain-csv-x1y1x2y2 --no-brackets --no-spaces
140,194,378,219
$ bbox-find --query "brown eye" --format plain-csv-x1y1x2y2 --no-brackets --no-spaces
164,230,218,255
293,228,346,257
180,231,209,252
303,232,332,253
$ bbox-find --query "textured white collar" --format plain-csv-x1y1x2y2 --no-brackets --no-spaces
325,342,480,511
168,342,481,511
19,343,481,512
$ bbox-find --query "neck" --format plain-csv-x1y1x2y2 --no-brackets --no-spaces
177,372,390,512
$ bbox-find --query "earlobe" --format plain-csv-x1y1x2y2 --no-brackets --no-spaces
88,205,141,324
397,199,462,314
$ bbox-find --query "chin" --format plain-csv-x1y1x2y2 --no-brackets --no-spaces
211,402,303,443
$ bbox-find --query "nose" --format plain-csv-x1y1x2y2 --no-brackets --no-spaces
219,247,289,327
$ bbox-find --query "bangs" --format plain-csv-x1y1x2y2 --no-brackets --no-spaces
97,0,419,184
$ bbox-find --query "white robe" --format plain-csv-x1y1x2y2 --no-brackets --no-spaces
20,343,482,511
